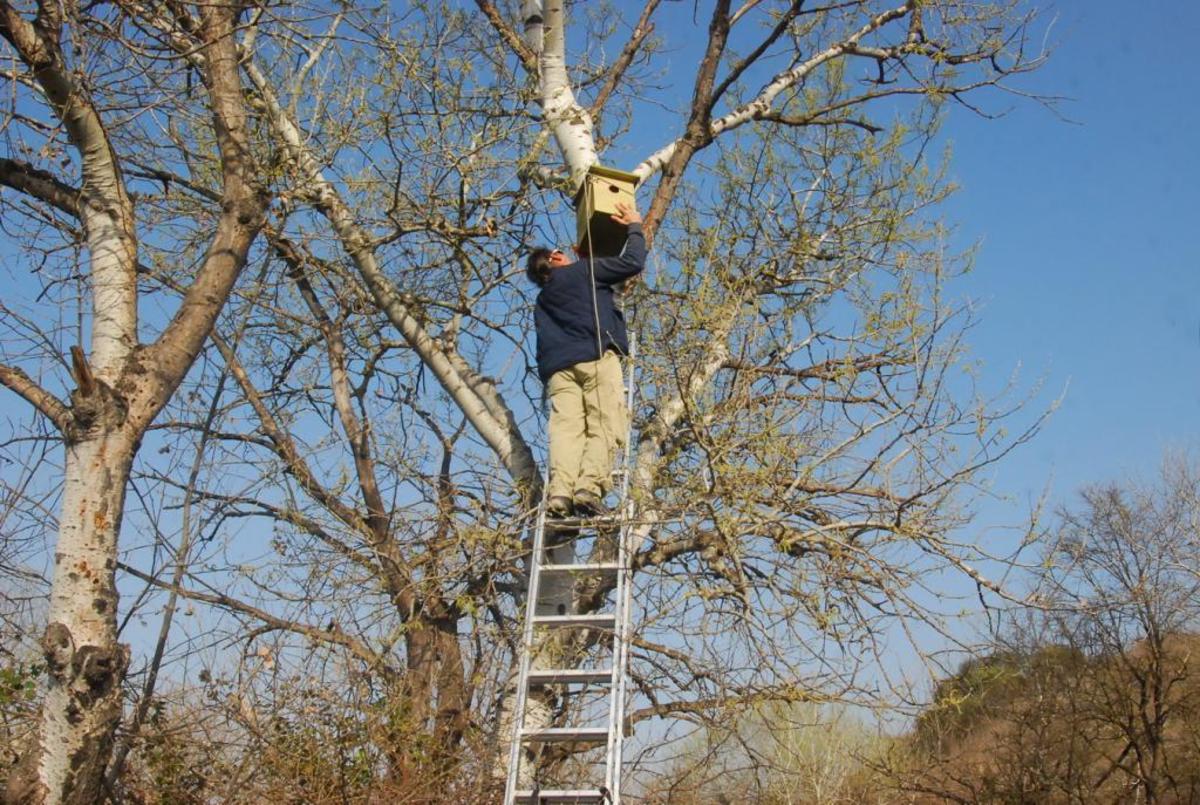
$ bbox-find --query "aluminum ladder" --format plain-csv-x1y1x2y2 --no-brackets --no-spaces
504,347,638,805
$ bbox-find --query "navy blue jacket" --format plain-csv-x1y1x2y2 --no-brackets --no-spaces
534,223,646,383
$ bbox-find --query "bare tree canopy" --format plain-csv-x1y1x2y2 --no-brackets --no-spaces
0,1,1052,800
898,455,1200,803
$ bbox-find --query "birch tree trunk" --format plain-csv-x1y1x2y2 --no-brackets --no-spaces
1,4,267,801
538,1,598,188
8,427,135,803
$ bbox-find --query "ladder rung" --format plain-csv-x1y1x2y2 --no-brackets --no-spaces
543,530,618,548
540,562,620,575
532,613,615,628
514,790,607,804
527,668,612,685
547,514,621,528
521,726,608,743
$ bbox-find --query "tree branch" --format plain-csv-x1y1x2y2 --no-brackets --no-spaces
134,4,268,427
589,0,659,122
474,0,538,74
0,361,72,433
634,1,914,183
707,0,802,115
0,156,81,217
642,0,731,237
209,332,376,541
627,684,835,727
272,231,390,541
722,352,895,381
118,562,397,681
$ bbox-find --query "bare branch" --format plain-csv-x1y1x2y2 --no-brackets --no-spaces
210,332,375,541
0,156,81,217
117,562,396,680
134,5,268,426
589,0,660,122
0,361,71,433
635,2,916,182
474,0,538,74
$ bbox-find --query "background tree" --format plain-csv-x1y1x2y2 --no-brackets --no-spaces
897,454,1200,803
1034,456,1200,802
649,701,890,804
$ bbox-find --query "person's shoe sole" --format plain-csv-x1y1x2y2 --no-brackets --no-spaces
546,496,574,518
572,492,608,517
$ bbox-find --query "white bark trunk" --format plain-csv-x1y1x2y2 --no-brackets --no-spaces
497,3,608,786
12,431,133,804
3,7,264,800
81,191,138,384
540,1,597,189
521,0,543,54
0,4,141,381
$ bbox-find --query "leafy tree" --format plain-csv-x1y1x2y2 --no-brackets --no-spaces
1,0,1051,798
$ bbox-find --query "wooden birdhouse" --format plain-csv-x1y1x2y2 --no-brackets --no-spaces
574,164,639,257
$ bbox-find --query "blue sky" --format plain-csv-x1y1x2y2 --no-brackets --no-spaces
860,0,1200,685
946,1,1200,515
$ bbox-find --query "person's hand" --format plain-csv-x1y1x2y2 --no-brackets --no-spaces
611,201,642,226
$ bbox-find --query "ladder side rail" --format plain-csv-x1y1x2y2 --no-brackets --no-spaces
605,334,639,797
611,510,638,804
504,484,553,804
608,496,637,801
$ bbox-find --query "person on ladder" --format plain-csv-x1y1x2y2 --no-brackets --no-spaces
526,200,646,519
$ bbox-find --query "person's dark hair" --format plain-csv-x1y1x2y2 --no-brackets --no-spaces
526,247,554,287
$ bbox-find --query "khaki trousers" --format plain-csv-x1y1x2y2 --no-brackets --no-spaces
546,351,627,501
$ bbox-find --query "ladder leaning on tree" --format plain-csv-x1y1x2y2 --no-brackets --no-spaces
503,336,639,805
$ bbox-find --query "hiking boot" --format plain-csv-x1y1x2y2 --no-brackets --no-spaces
546,496,574,519
572,490,609,517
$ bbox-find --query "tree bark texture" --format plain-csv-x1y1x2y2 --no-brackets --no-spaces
539,1,598,189
7,430,134,804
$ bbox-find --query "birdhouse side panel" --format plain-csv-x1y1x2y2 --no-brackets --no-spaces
576,176,637,257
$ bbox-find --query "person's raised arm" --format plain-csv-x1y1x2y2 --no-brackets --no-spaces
592,201,646,283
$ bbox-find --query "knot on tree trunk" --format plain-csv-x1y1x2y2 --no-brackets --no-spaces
72,643,130,703
68,382,126,436
40,622,75,680
67,346,127,440
39,622,131,702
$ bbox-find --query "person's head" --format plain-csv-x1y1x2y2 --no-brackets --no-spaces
526,246,574,287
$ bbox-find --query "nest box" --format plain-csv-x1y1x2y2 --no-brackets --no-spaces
574,164,639,257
